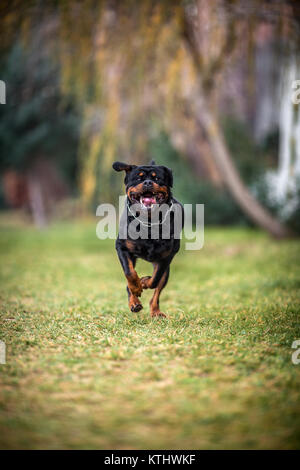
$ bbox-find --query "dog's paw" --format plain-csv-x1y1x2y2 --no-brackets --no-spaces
141,276,151,289
151,310,167,318
130,301,143,313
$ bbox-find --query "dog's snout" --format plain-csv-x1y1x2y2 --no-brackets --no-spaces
143,180,153,190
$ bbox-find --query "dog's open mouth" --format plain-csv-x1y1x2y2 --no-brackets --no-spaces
130,191,166,208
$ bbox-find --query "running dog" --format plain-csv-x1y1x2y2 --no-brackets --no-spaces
113,160,183,317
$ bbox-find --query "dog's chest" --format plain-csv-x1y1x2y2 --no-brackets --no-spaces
132,238,173,262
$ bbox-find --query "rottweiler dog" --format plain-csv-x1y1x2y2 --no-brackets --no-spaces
113,160,184,317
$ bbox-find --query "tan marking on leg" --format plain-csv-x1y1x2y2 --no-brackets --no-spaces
126,258,142,297
141,263,159,289
128,292,143,312
150,270,167,318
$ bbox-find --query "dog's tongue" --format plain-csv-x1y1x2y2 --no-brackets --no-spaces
142,196,156,207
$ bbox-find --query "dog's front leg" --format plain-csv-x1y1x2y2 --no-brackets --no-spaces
116,244,143,312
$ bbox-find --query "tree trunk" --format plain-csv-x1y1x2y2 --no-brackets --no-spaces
168,121,223,187
197,99,293,239
27,169,47,229
182,0,293,239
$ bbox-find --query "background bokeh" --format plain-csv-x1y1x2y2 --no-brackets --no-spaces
1,0,300,234
1,0,300,451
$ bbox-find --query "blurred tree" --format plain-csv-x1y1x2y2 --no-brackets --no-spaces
0,0,299,235
181,0,292,238
0,37,80,226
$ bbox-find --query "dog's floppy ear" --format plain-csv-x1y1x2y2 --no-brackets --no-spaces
162,166,173,188
112,161,137,173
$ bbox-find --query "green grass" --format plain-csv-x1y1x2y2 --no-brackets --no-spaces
0,216,300,449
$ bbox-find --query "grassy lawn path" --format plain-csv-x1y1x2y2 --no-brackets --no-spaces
0,220,299,449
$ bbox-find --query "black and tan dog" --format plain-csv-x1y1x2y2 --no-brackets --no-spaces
113,160,183,317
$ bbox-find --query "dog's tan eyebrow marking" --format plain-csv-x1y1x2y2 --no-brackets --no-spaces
139,172,144,176
152,172,156,177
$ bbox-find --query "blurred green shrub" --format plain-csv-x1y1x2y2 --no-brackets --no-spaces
222,117,267,184
0,44,81,193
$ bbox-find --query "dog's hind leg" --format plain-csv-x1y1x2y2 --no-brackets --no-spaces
149,266,170,318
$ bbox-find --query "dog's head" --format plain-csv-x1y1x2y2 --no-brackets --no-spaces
113,160,173,209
